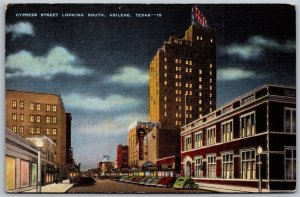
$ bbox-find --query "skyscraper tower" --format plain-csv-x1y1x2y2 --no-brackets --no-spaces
149,7,216,129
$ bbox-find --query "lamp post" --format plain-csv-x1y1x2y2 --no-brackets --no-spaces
257,146,263,193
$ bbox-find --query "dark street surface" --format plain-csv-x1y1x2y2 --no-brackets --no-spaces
67,179,210,193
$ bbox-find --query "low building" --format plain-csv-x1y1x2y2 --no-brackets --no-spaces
180,85,296,192
5,128,39,192
26,136,56,185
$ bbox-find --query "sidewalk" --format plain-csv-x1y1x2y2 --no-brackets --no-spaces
24,182,73,193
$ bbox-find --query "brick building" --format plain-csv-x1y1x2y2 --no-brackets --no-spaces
180,85,296,192
6,90,71,177
116,145,128,170
149,24,216,129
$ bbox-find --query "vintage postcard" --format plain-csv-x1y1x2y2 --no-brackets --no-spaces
5,4,296,193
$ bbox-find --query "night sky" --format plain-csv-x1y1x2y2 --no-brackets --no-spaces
5,4,295,170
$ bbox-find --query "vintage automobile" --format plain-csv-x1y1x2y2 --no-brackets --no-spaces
118,176,130,182
131,176,144,184
173,177,199,189
157,177,177,188
148,177,163,186
144,177,156,186
138,177,152,185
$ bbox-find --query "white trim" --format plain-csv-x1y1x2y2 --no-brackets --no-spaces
193,155,203,178
206,125,216,146
193,130,203,149
240,148,256,180
221,152,234,179
221,119,234,143
240,110,256,138
207,154,217,179
269,131,296,135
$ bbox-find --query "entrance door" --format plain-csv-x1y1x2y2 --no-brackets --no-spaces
185,161,191,177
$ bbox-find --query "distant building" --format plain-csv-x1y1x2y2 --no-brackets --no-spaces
98,155,114,176
149,23,216,129
181,85,296,192
26,136,56,185
5,128,39,192
6,90,71,177
116,145,128,170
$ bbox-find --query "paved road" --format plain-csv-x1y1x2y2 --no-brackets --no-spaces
68,179,210,193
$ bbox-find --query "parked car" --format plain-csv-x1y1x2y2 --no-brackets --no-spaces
72,176,96,186
157,177,177,187
173,177,199,189
124,176,136,183
119,176,130,182
131,176,144,184
149,177,163,186
144,177,156,186
138,177,151,185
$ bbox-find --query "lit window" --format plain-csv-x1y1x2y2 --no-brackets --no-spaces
36,115,40,123
222,153,233,179
20,126,24,133
176,90,178,94
46,116,51,123
52,128,57,135
210,64,213,68
196,36,200,40
30,127,34,134
46,128,50,135
199,107,202,112
185,60,189,65
176,113,178,117
198,99,202,104
175,59,178,63
210,93,212,98
175,82,178,87
20,101,24,109
164,112,167,117
12,113,17,121
199,92,202,96
179,82,182,87
164,73,167,77
199,77,202,82
179,75,182,79
176,98,178,101
207,155,216,178
210,71,212,75
206,127,216,145
53,105,57,112
179,67,182,71
12,100,17,108
195,157,203,178
222,120,233,142
184,135,192,151
164,57,167,61
189,68,192,73
30,115,35,122
36,103,41,111
20,114,24,122
189,60,192,65
179,106,182,110
186,68,189,73
52,116,57,123
189,91,192,96
176,67,178,71
210,39,213,43
189,106,192,111
164,65,167,70
36,127,41,134
185,83,188,88
240,112,256,138
285,147,296,180
12,126,17,133
199,69,202,74
164,104,167,109
189,84,192,88
210,100,212,105
210,86,213,90
175,121,178,125
194,131,203,148
175,74,178,79
30,103,35,110
210,78,212,83
241,149,256,179
210,108,212,112
164,81,167,85
199,85,202,89
284,108,296,133
185,91,188,95
164,96,167,101
189,114,192,118
46,104,51,111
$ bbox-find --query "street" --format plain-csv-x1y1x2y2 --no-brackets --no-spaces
67,179,210,193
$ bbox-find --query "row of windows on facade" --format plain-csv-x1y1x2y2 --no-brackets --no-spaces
171,36,213,45
196,36,214,43
163,64,213,72
166,71,213,81
190,148,295,180
12,100,57,112
12,114,57,124
11,126,58,136
183,108,296,151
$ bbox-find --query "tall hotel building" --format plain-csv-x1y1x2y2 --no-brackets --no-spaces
149,23,216,129
6,90,71,177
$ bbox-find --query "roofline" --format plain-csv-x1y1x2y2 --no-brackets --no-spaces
6,89,62,98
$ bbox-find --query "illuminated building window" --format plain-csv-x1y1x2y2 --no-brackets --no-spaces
176,113,178,117
186,113,189,118
185,91,188,95
176,90,178,94
20,101,24,109
164,96,167,101
175,74,178,79
199,77,202,82
199,107,202,112
194,131,203,148
12,100,17,108
210,78,212,83
176,98,178,101
175,59,178,63
241,150,256,179
210,71,212,75
189,84,192,88
185,60,188,65
12,126,17,133
199,69,202,74
179,106,182,110
36,103,41,111
206,127,216,145
210,93,212,98
52,116,57,124
222,120,233,142
185,83,188,88
20,126,24,133
184,135,192,151
46,104,51,112
164,73,167,77
210,39,213,43
30,127,34,134
210,86,213,90
30,115,35,122
164,57,167,61
189,68,192,73
207,155,216,178
199,92,202,96
164,104,167,109
12,113,17,121
175,82,178,87
176,67,178,71
240,112,256,137
199,100,202,104
36,127,41,134
185,106,188,110
53,105,57,112
179,59,182,64
36,115,41,123
175,121,178,125
46,128,50,135
210,100,212,105
189,106,192,111
189,60,192,65
179,75,182,79
189,114,192,118
20,114,24,122
179,82,182,87
186,68,189,73
30,103,34,110
179,67,182,71
164,65,167,70
199,85,202,89
189,91,192,96
210,64,213,68
164,81,167,85
210,108,212,112
46,116,51,123
52,128,57,135
164,112,167,117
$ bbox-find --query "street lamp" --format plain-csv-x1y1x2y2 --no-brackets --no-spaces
257,146,263,193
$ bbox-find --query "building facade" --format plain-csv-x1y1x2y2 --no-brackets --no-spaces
180,85,296,192
116,145,128,170
149,24,216,129
5,128,39,192
6,90,70,177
